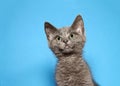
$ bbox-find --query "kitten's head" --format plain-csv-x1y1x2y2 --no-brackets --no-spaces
44,15,86,57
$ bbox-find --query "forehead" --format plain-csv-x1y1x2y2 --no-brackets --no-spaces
58,27,70,36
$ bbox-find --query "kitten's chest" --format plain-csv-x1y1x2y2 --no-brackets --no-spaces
57,57,86,73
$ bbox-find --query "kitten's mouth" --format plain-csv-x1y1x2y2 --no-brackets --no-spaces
59,45,74,53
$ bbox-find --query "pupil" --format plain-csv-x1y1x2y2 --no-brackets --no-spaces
58,37,60,40
71,34,73,37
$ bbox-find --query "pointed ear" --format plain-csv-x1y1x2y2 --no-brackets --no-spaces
71,15,85,35
44,22,57,41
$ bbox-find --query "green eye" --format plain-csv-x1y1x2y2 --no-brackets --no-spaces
56,36,61,41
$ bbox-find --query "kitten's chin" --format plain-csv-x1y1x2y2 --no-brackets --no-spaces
59,47,73,54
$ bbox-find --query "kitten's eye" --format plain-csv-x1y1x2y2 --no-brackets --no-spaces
56,36,61,41
70,34,74,39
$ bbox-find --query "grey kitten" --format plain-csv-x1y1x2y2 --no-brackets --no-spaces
44,15,98,86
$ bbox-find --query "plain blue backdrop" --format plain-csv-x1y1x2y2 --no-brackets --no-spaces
0,0,120,86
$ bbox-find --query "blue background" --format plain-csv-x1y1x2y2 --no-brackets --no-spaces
0,0,120,86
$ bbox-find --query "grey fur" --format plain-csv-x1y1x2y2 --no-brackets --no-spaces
44,15,98,86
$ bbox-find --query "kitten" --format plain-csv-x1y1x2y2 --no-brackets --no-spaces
44,15,99,86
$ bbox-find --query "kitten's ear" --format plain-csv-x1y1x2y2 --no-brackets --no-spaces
44,22,57,41
71,15,85,35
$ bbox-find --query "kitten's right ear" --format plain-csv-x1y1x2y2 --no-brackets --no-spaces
44,22,57,41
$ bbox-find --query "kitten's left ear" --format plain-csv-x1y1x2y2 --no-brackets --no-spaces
71,15,85,35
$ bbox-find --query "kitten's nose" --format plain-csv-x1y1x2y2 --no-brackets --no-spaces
63,39,68,43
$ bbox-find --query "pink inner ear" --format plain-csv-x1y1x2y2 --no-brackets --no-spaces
75,20,84,35
71,24,84,35
45,28,53,41
76,27,83,35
